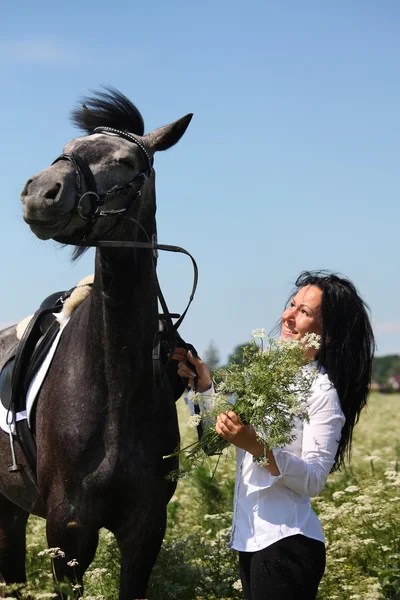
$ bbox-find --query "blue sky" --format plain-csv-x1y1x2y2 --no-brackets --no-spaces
1,0,399,363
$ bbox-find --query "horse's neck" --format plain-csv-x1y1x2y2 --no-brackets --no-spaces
90,246,158,356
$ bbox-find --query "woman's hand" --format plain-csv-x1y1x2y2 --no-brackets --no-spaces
216,411,281,475
172,348,213,393
216,411,261,454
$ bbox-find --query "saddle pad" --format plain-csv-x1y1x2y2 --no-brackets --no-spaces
0,316,69,435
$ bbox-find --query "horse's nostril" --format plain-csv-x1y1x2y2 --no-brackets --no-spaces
21,179,33,196
44,183,62,200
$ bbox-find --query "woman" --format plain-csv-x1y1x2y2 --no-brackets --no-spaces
175,271,375,600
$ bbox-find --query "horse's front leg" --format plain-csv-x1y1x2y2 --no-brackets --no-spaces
114,506,167,600
0,493,29,585
45,497,99,599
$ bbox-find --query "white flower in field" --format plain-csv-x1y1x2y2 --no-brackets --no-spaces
363,455,381,462
332,491,345,500
188,414,202,428
344,485,360,494
72,584,82,590
67,558,79,567
86,567,110,581
204,513,223,521
35,594,58,599
232,579,243,591
363,581,383,600
37,547,65,559
251,328,265,339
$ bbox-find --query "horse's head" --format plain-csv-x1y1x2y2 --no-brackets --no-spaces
21,88,192,251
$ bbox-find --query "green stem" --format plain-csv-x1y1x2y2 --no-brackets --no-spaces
163,440,199,460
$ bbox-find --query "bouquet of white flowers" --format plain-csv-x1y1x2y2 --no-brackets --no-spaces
165,331,320,479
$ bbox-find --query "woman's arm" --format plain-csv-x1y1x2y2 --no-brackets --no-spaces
272,389,345,496
214,387,345,492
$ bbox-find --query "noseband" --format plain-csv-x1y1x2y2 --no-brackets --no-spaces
52,127,153,223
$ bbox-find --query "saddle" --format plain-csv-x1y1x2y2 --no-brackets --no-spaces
0,283,196,480
0,288,77,475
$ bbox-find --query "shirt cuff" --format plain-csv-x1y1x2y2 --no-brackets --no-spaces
272,448,292,476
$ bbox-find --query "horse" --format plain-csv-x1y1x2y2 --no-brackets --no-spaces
0,87,193,599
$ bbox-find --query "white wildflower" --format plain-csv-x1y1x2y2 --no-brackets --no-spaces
361,538,376,546
86,567,110,581
332,491,345,500
37,547,65,559
302,332,321,349
67,558,79,567
187,389,196,403
251,328,265,339
187,414,202,428
344,485,360,494
204,513,223,521
233,579,243,591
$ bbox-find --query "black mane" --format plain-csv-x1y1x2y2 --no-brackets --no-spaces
71,86,145,135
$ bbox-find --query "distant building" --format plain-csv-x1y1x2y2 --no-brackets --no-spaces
370,381,381,391
387,375,400,391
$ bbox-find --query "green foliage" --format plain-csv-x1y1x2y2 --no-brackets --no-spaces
148,461,240,599
372,355,400,385
226,341,257,366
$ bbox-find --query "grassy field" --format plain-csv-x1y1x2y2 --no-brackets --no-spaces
4,392,400,599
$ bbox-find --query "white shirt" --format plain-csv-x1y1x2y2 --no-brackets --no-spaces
186,366,345,552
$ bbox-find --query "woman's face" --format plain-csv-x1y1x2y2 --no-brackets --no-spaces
281,285,323,357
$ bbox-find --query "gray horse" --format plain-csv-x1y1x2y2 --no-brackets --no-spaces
0,88,192,599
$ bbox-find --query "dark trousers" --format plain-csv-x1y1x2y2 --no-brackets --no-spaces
239,534,326,600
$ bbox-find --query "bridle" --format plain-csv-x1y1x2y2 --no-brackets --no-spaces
51,127,198,387
52,126,153,223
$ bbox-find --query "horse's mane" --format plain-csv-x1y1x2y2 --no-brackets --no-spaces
71,86,145,135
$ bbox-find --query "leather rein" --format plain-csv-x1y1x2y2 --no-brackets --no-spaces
51,127,198,386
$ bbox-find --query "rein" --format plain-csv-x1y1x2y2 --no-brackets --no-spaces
52,127,198,386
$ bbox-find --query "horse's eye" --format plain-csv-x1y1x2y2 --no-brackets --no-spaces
117,158,135,168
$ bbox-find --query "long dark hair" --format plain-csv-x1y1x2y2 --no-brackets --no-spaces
292,270,375,471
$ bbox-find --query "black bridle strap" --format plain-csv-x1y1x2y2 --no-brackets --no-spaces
51,150,148,224
52,153,98,196
70,239,198,333
93,127,153,175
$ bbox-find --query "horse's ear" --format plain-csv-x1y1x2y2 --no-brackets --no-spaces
145,114,193,152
